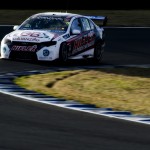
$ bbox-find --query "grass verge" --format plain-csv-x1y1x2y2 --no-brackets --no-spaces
14,67,150,115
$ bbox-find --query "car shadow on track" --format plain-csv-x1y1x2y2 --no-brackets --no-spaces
9,58,108,68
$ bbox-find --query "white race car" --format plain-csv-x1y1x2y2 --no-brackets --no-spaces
0,12,107,64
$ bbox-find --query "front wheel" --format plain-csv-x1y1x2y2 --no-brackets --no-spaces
59,42,68,63
93,41,104,64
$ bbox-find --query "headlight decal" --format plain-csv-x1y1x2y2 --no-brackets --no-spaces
4,38,12,45
3,47,7,53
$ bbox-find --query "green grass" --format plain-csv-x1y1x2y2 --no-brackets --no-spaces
14,67,150,115
1,9,150,26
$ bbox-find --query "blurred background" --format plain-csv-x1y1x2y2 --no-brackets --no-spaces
0,0,149,10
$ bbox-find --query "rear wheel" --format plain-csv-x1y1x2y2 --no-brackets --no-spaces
59,42,68,63
93,41,104,64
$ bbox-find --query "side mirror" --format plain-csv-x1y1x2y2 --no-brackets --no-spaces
71,29,81,35
13,25,19,30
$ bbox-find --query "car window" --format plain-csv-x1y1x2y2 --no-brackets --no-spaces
80,18,91,31
70,18,82,32
89,20,95,30
19,16,68,33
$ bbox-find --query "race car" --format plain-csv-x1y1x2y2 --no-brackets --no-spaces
0,12,107,64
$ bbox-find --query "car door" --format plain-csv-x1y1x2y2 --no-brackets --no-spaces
66,17,83,56
80,17,96,51
67,17,96,57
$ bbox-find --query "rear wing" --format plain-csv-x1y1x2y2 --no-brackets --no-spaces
86,16,108,27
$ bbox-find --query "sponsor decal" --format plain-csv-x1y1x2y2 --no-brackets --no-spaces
13,37,40,42
72,32,95,54
37,16,63,21
11,45,37,52
43,49,50,56
39,56,53,60
63,34,70,39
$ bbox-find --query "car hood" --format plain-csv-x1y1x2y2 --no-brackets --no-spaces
7,30,58,43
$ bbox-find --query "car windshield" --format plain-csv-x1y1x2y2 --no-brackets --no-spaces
19,16,69,33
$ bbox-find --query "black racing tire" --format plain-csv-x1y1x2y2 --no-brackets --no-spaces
93,41,104,64
59,42,68,63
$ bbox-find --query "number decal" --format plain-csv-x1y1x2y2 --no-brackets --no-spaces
21,32,40,37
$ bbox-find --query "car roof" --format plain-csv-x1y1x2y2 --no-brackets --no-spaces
32,12,82,18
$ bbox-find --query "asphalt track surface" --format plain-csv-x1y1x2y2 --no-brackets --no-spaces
0,26,150,150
